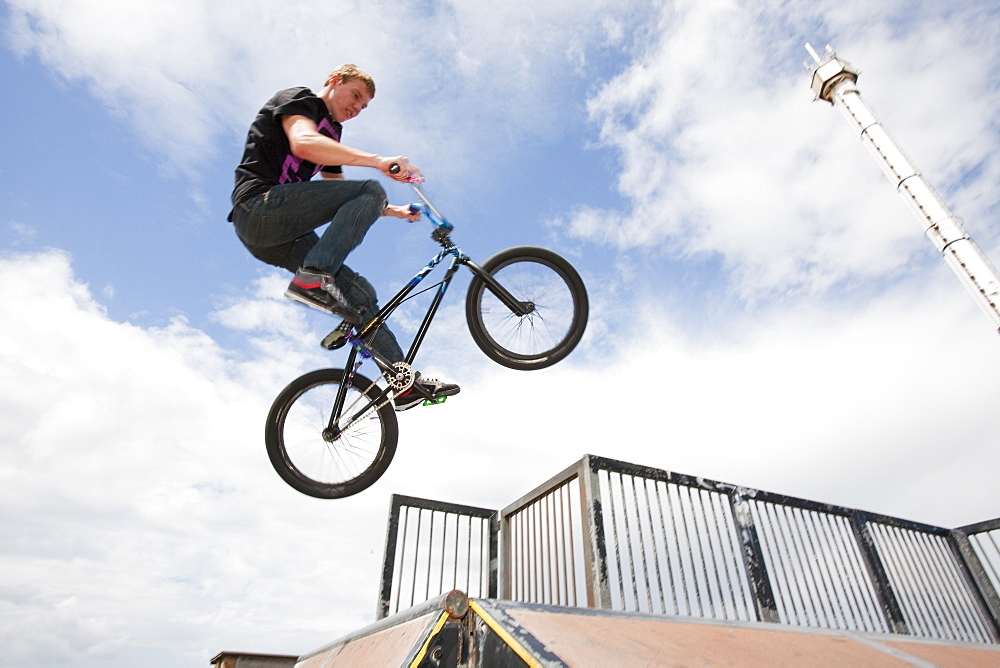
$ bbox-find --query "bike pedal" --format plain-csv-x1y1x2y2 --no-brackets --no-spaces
321,320,353,350
423,396,448,407
321,330,347,350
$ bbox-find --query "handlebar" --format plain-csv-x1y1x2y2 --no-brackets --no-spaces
407,200,453,235
389,162,453,234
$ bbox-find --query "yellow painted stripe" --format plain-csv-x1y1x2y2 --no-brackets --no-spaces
468,600,542,668
408,611,450,668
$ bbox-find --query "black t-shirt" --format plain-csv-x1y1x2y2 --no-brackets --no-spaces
229,87,343,219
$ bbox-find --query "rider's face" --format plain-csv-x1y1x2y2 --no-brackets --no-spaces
329,78,372,123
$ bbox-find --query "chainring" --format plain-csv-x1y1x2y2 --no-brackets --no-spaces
387,362,416,392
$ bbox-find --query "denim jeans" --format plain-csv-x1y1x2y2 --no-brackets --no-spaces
231,179,404,363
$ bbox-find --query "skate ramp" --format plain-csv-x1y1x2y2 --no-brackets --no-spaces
295,592,1000,667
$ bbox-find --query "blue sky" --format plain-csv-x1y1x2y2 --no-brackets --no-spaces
3,0,1000,665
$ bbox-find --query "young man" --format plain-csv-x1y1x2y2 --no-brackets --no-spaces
229,64,458,411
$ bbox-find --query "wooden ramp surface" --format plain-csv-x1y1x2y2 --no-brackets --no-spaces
504,606,1000,667
296,596,1000,667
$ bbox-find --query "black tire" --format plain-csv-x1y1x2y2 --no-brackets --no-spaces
465,246,588,370
265,368,398,499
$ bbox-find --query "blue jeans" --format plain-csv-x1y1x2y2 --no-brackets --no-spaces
231,179,404,363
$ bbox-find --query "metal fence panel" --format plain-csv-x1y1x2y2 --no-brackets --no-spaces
505,475,588,607
379,456,1000,645
377,495,497,619
870,523,995,643
970,528,1000,591
967,524,1000,611
749,502,889,634
596,469,756,621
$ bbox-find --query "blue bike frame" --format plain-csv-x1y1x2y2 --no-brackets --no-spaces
325,185,532,432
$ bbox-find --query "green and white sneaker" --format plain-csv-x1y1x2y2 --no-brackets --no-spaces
394,376,461,411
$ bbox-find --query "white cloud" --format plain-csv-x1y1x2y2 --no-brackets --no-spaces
4,0,1000,663
0,250,396,663
2,232,999,664
3,0,646,188
449,269,1000,527
4,220,36,244
565,0,1000,300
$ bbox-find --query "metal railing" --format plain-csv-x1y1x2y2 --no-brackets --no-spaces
377,494,497,619
377,456,1000,644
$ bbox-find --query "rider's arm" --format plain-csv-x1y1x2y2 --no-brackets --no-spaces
309,140,416,220
281,115,417,181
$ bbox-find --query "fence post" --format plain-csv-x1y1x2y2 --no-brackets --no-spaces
851,515,909,634
376,494,405,620
730,490,780,623
489,510,500,599
578,455,611,609
949,525,1000,641
579,455,612,609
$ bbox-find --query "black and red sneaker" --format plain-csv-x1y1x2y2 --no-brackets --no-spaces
285,267,361,323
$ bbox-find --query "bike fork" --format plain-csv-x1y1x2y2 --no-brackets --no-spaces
464,259,533,316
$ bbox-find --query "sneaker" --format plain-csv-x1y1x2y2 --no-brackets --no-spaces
394,376,461,412
285,267,361,323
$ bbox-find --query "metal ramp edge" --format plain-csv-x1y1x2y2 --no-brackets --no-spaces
292,591,459,668
294,591,558,668
295,591,1000,667
484,601,1000,667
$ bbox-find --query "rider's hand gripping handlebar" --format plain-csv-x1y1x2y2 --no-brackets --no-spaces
389,162,453,234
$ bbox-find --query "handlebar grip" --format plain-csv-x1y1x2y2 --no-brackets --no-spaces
408,203,422,215
389,162,401,175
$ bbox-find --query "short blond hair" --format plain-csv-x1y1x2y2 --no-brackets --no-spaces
326,64,376,98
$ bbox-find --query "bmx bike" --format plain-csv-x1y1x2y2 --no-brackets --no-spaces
265,175,588,499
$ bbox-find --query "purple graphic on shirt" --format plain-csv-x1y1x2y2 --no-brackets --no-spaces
278,116,342,184
317,117,341,142
279,155,304,184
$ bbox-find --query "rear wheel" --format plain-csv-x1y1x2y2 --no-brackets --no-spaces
465,246,588,370
265,369,398,499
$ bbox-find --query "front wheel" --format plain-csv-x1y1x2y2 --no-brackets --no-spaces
265,369,398,499
465,246,588,370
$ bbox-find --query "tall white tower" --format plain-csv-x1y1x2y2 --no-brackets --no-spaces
806,44,1000,335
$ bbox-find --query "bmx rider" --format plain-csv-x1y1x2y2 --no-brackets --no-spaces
228,64,459,411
